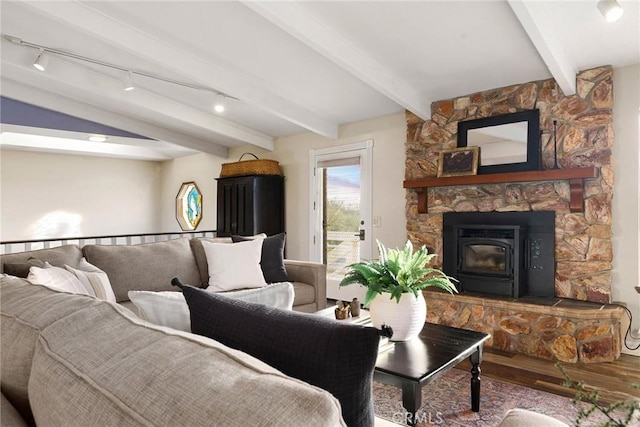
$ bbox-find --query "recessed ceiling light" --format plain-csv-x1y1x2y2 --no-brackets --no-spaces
88,135,107,142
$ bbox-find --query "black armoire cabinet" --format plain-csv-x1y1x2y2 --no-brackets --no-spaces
216,175,284,237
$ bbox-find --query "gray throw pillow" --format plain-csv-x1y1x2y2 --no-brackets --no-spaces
172,278,379,427
231,232,289,283
3,258,46,278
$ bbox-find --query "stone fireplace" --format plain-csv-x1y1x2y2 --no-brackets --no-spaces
405,66,623,362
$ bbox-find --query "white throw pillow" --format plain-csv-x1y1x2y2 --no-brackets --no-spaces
27,263,91,296
129,290,192,331
202,237,267,292
65,258,117,302
128,282,295,332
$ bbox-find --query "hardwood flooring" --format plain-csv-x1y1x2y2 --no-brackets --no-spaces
456,348,640,406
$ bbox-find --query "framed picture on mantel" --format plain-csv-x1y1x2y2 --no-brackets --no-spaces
438,146,480,178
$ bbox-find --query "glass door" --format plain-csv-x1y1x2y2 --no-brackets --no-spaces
310,141,372,302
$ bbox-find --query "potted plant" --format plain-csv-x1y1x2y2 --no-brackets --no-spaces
340,240,458,341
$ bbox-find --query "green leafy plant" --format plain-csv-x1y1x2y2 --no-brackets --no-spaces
556,362,640,427
339,240,458,306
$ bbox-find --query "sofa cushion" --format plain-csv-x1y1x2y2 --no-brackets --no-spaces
201,238,267,292
0,244,83,273
83,239,202,302
175,281,380,427
28,299,345,427
128,282,295,332
0,275,103,425
232,232,290,283
292,281,316,306
1,393,28,427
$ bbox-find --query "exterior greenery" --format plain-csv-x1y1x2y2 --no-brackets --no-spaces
340,240,459,306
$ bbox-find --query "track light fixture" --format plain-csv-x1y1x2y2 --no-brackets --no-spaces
123,71,135,91
214,94,225,113
3,34,235,110
597,0,624,22
33,48,48,71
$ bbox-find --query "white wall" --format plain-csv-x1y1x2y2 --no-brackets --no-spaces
229,112,407,261
159,153,226,232
0,150,162,240
612,64,640,355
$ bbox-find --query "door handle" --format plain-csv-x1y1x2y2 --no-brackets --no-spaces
354,229,365,241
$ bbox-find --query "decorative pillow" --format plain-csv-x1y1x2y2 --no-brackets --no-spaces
3,257,45,278
26,263,91,296
173,279,380,427
128,282,295,332
128,290,192,331
65,258,117,302
202,238,267,292
232,233,289,283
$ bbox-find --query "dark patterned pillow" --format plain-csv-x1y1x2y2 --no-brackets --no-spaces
3,258,46,278
231,232,289,283
172,278,379,427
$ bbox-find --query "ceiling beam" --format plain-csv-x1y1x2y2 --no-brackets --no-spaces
21,1,340,139
508,0,576,96
242,1,431,120
1,78,230,158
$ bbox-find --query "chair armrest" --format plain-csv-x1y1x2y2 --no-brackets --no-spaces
284,260,327,310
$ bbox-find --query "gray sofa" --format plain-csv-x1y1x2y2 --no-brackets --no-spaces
0,275,344,426
0,238,341,426
0,237,327,313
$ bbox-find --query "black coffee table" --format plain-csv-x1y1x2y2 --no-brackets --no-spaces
314,307,490,426
374,322,490,426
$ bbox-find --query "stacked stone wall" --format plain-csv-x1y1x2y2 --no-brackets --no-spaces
406,66,614,303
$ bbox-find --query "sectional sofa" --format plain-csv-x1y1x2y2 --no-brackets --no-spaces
0,238,378,426
0,236,326,313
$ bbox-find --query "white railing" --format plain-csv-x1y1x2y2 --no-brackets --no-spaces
326,230,360,280
0,230,216,255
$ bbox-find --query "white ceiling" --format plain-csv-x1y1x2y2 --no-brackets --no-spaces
1,0,638,160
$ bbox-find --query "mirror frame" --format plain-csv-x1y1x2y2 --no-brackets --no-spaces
457,109,540,175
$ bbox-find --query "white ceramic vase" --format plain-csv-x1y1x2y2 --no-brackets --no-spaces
368,291,426,341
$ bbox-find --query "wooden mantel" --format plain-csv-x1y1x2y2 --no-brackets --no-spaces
404,167,599,214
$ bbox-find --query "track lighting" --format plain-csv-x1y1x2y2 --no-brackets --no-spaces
4,34,237,111
597,0,624,22
33,48,48,71
214,94,225,113
122,71,135,91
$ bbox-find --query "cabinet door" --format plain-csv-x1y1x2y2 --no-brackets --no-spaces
217,177,254,237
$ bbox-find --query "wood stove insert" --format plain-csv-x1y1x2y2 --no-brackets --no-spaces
443,211,555,298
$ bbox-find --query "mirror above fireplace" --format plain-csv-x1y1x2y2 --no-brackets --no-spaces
457,109,540,174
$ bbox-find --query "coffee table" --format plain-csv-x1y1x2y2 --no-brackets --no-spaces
315,307,490,426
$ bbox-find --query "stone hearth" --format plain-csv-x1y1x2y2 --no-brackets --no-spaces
424,290,624,363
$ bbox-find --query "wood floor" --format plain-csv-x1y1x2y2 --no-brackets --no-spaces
456,347,640,406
